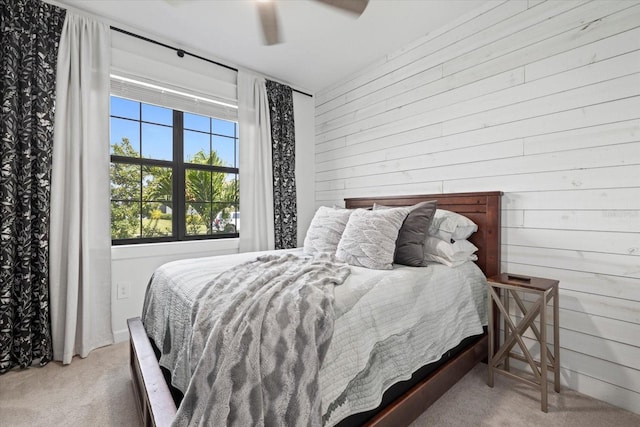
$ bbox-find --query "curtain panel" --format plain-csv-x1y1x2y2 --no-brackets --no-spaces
238,69,275,252
0,0,66,373
49,12,113,364
265,80,297,250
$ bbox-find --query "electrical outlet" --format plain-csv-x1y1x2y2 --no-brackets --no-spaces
117,282,131,300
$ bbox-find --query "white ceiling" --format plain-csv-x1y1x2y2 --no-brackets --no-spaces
53,0,492,94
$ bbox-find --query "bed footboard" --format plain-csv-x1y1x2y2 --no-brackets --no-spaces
128,315,487,427
128,317,176,427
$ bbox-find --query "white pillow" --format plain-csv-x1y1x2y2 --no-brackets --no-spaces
336,207,409,270
428,209,478,242
423,236,478,267
424,253,478,268
303,206,353,255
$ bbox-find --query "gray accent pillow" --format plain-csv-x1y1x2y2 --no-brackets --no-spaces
373,200,438,267
303,206,353,255
336,207,409,270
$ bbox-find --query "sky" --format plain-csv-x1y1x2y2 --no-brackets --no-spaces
110,96,238,168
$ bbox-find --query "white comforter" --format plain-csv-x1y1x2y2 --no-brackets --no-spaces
142,248,487,426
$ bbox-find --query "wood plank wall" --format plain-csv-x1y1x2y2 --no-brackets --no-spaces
314,0,640,413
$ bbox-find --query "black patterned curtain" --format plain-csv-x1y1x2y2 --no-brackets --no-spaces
265,80,297,250
0,0,65,373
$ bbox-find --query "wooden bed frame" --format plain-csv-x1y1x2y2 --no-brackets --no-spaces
127,191,502,427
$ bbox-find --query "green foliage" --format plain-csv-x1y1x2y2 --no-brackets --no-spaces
110,137,238,239
186,213,205,235
110,138,140,239
111,137,138,157
143,211,172,237
111,201,139,239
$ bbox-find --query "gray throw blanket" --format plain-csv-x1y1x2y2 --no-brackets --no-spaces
172,253,351,427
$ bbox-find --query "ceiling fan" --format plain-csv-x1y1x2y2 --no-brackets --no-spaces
257,0,369,45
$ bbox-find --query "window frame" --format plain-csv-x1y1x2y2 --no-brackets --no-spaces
110,100,239,245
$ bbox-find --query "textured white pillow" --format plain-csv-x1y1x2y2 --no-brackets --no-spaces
423,236,478,266
428,209,478,242
303,206,353,255
335,207,409,270
373,200,437,267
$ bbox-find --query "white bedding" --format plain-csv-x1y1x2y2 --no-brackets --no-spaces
142,248,487,426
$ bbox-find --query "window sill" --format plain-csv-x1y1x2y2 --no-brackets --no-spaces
111,238,239,260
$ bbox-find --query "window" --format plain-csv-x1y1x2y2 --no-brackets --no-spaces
110,95,239,244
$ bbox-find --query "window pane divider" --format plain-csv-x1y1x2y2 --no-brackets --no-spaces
110,155,174,168
183,163,239,174
174,110,185,241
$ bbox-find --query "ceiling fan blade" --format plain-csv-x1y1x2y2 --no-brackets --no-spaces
315,0,369,15
257,2,281,45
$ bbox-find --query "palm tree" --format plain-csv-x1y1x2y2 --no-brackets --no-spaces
110,138,237,238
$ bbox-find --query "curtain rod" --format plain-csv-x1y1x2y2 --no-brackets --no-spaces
110,26,313,98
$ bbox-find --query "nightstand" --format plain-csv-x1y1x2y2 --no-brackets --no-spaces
487,273,560,412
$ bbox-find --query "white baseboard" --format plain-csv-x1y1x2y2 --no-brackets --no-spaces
113,328,129,343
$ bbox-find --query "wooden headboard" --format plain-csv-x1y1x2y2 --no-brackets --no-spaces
344,191,502,278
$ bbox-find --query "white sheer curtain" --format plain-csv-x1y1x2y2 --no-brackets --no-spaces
238,69,275,252
49,12,113,364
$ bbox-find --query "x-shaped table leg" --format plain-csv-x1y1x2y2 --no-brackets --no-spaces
510,290,555,367
488,286,543,383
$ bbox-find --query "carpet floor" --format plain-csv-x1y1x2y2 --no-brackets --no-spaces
1,341,638,426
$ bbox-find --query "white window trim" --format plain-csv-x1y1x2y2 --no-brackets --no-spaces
110,72,238,122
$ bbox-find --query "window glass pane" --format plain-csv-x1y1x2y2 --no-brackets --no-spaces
211,171,227,201
212,118,235,137
143,166,172,202
185,169,211,202
184,113,209,132
212,173,238,202
186,202,211,235
212,203,238,234
212,135,235,167
111,97,139,120
111,201,141,239
110,118,140,156
142,202,173,237
184,130,210,165
225,174,239,202
142,103,172,126
110,163,140,201
229,206,239,233
142,123,172,160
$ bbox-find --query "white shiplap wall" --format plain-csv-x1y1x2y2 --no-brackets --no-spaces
314,0,640,414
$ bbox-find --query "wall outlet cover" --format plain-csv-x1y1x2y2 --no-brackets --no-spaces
117,282,131,300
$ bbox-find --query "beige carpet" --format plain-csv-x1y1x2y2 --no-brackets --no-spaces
409,365,640,427
0,342,139,427
1,341,639,426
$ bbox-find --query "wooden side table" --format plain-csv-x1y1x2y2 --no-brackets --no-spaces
487,273,560,412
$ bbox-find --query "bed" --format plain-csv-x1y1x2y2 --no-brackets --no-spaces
127,191,502,427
